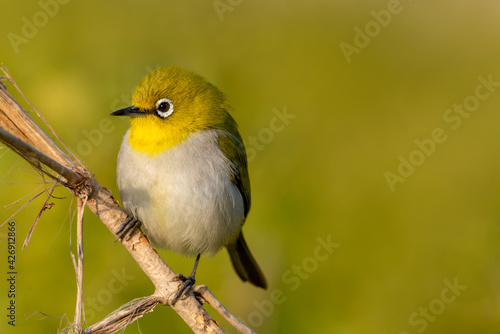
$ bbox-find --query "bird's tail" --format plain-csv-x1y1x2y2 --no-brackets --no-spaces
227,232,268,289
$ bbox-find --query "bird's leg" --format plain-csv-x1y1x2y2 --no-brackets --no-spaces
114,216,142,243
171,254,201,305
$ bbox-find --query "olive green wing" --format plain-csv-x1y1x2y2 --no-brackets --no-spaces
218,129,251,218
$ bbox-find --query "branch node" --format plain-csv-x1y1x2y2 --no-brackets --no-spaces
71,173,95,199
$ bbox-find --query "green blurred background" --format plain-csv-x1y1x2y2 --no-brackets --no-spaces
1,0,500,333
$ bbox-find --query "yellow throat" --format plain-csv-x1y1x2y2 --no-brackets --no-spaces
128,115,189,155
125,66,237,155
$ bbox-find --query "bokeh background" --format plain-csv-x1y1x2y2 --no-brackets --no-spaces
1,1,500,333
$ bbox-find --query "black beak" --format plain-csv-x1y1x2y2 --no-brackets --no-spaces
110,105,145,117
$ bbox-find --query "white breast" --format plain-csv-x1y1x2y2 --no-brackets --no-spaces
116,129,245,256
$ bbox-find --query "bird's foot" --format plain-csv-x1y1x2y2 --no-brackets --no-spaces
171,274,196,305
114,216,141,243
170,254,201,305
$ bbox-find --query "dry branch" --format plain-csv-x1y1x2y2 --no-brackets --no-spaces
0,67,257,334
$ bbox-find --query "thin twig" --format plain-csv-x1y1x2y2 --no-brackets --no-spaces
22,182,57,249
71,196,87,332
24,310,71,325
0,187,47,228
3,185,42,209
194,285,257,334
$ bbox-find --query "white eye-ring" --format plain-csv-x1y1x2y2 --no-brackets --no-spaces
155,98,174,118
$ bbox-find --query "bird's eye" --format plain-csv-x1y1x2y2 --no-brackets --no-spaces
155,98,174,118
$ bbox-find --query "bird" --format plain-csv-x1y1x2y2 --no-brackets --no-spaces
110,65,267,304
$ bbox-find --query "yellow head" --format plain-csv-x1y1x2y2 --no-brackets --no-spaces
111,66,238,154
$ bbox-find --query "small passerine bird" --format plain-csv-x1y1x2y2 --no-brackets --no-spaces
111,66,267,302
